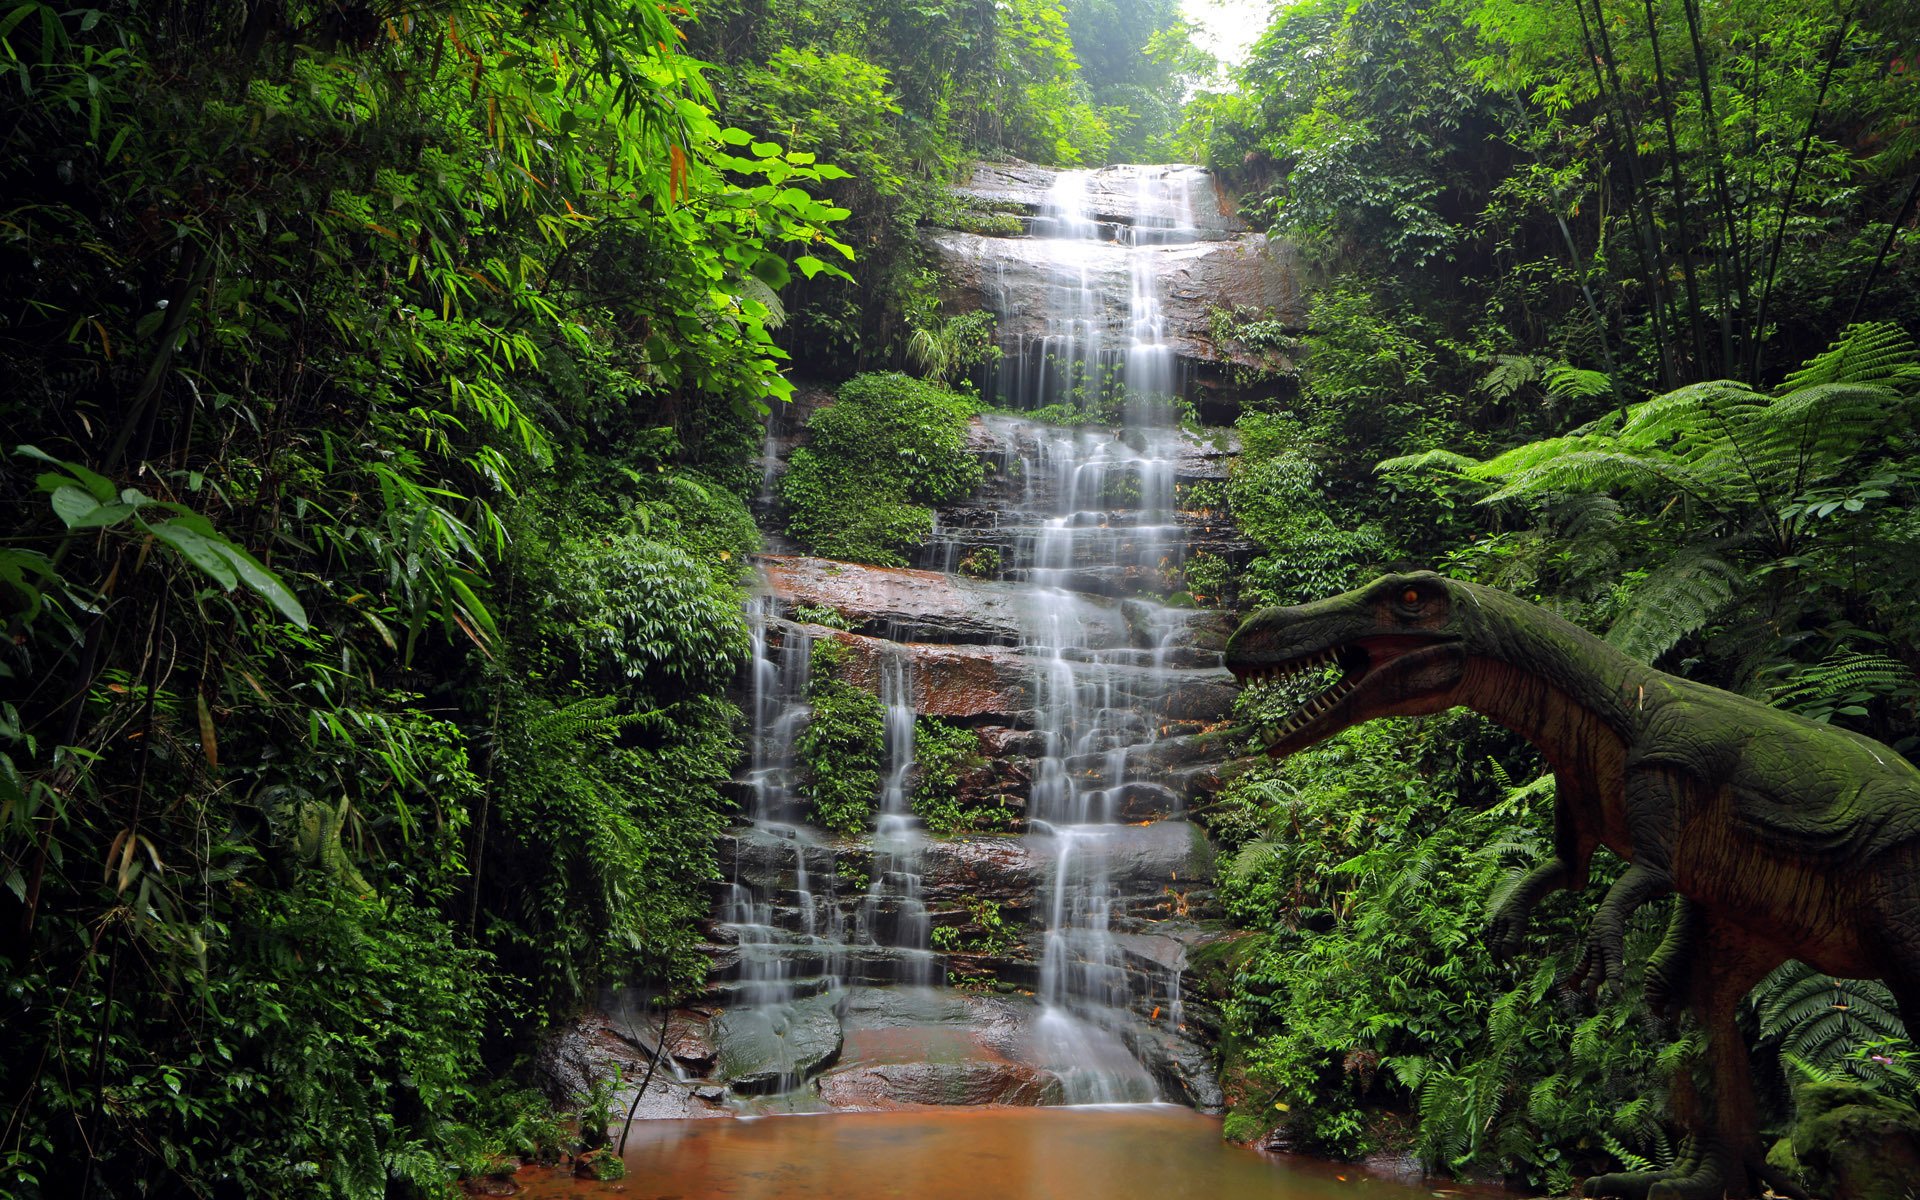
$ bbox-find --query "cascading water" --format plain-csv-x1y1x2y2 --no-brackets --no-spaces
988,166,1210,1102
858,651,938,986
700,162,1239,1114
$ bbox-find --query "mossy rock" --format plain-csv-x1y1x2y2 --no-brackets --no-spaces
1790,1082,1920,1200
573,1148,626,1181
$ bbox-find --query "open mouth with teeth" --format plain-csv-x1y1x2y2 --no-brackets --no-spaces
1227,635,1458,754
1234,644,1369,741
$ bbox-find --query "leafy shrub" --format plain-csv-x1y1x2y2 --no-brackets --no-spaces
797,640,884,835
539,531,752,692
791,603,854,630
956,546,1002,579
909,718,986,835
1212,717,1664,1183
1227,422,1395,606
782,372,985,565
487,692,738,1006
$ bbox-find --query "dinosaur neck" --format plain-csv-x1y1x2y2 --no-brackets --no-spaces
1448,582,1651,769
1456,656,1629,777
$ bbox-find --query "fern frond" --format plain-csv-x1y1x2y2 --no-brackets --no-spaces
1473,434,1599,478
1480,450,1714,507
1600,1131,1657,1172
1605,549,1744,663
1545,364,1614,400
1617,380,1760,448
1767,651,1920,721
1228,838,1288,881
1780,321,1919,393
1376,448,1484,476
1481,354,1545,399
1754,960,1910,1084
1547,492,1624,541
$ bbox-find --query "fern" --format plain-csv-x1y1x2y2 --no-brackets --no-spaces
1375,447,1484,476
1545,364,1614,401
1766,651,1920,725
1481,354,1546,399
1753,960,1909,1086
1780,321,1920,393
1600,1132,1658,1172
1605,547,1745,663
1479,450,1713,507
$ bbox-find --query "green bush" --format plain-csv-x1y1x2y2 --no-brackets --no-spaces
797,640,885,835
1211,716,1664,1184
909,718,985,835
781,372,984,565
538,531,751,693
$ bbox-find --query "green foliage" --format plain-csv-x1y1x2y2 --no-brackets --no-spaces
1754,961,1911,1092
1382,323,1920,683
1211,719,1665,1183
1227,415,1397,606
956,546,1003,579
782,372,985,565
907,310,1004,387
792,603,856,631
1062,0,1210,161
1213,0,1920,389
0,0,814,1188
930,897,1019,955
540,531,752,692
797,640,885,836
909,718,986,835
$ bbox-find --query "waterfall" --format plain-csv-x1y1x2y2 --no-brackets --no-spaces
860,650,939,986
990,166,1209,1103
705,163,1236,1113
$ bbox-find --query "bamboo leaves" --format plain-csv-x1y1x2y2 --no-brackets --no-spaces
18,445,309,628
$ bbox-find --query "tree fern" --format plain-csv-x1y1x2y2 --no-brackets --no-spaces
1766,652,1920,726
1779,321,1920,393
1545,364,1614,402
1604,547,1744,663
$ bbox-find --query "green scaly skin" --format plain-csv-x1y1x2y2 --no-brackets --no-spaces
1224,572,1920,1200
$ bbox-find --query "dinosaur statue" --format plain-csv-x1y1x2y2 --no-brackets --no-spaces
1222,571,1920,1200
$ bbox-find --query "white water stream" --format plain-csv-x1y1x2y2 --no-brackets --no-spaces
715,164,1227,1107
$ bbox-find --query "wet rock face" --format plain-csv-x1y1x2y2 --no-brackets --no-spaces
712,989,847,1094
532,1011,729,1122
816,1061,1065,1108
833,633,1032,721
951,160,1248,236
761,555,1050,645
930,201,1300,383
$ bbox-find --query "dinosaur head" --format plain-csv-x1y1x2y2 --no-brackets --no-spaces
1224,572,1471,757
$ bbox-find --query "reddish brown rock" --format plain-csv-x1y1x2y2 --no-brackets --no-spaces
832,632,1031,720
762,555,1031,644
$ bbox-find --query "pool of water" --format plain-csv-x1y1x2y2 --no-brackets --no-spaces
507,1106,1490,1200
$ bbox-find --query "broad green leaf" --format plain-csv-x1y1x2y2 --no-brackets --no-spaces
17,445,115,501
51,485,103,527
143,519,238,589
208,540,308,628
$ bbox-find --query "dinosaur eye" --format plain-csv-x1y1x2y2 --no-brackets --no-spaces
1402,588,1420,605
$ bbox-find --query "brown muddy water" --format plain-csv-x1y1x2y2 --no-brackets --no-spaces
506,1105,1496,1200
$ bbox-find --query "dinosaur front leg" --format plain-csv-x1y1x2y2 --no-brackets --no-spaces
1491,773,1601,958
1566,863,1673,997
1489,857,1568,959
